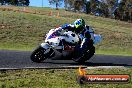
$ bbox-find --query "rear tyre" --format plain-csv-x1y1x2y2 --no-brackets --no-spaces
72,46,95,63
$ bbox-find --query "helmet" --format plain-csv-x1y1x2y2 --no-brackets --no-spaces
74,19,85,29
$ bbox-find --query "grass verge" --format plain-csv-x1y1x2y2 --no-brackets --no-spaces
0,68,132,88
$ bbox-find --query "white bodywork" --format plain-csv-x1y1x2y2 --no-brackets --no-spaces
44,28,80,48
42,28,102,49
63,31,79,44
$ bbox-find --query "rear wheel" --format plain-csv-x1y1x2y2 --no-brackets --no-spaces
30,46,54,63
72,46,95,63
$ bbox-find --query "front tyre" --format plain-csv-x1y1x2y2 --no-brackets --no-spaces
30,46,54,63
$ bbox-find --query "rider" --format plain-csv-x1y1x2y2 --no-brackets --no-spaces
55,19,95,57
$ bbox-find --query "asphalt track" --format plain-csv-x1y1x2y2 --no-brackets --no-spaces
0,50,132,69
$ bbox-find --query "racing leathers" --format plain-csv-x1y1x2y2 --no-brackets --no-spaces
57,24,95,57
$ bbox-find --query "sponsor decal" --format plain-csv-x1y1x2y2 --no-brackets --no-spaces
77,67,130,84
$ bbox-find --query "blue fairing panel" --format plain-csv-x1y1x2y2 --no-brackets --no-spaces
47,32,60,39
61,24,70,29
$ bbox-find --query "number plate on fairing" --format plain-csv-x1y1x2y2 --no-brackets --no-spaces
64,45,75,51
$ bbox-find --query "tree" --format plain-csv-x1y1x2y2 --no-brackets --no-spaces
0,0,30,6
63,0,132,22
90,0,97,13
0,0,8,5
85,1,91,14
49,0,63,10
74,0,84,12
9,0,18,5
118,0,132,21
64,0,75,11
99,0,109,17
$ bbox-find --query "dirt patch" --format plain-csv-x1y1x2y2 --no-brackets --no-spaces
0,24,13,29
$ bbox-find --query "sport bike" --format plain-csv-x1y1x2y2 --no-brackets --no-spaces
30,28,102,63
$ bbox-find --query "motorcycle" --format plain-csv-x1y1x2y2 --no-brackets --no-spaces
30,27,102,63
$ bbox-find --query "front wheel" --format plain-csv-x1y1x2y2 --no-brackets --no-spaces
30,46,54,63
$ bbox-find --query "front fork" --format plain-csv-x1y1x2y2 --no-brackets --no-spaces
40,43,55,58
41,42,64,58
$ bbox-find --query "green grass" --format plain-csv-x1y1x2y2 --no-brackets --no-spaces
96,49,132,56
0,68,132,88
0,6,132,56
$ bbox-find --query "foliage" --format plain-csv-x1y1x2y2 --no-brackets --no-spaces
62,0,132,22
48,0,63,10
114,0,132,21
0,0,30,6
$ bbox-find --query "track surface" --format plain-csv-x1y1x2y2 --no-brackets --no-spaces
0,50,132,69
